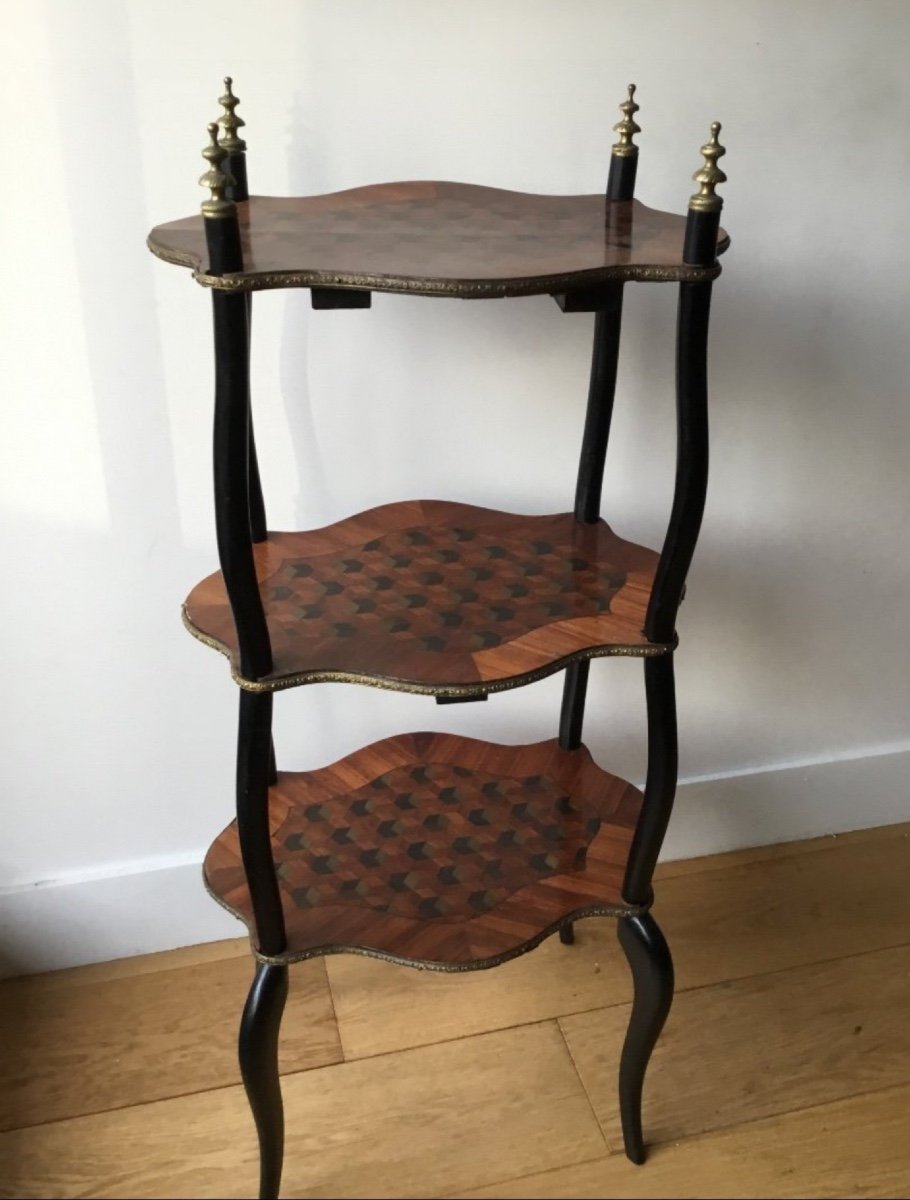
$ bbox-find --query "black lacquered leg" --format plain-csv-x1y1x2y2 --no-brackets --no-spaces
239,962,289,1200
617,912,674,1165
559,924,575,945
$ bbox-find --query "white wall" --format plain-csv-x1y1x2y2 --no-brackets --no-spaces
3,0,909,974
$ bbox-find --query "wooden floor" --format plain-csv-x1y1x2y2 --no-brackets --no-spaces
2,822,909,1199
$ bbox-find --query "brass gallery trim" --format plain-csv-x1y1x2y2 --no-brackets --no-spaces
202,868,651,975
145,236,725,292
191,262,723,293
145,237,198,269
181,605,676,698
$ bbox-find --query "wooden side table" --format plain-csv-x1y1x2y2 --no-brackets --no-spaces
148,79,729,1199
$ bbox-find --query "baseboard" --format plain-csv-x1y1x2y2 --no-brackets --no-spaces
3,746,908,977
0,860,240,979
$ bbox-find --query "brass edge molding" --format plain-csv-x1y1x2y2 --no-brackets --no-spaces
145,235,199,270
689,121,726,214
201,865,649,973
149,239,729,289
250,905,650,972
181,604,676,697
189,262,723,294
611,83,641,159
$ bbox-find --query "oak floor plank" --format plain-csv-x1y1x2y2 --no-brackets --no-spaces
456,1082,910,1199
560,943,910,1150
0,1022,605,1200
0,956,340,1132
327,922,626,1062
661,825,910,992
653,820,910,881
326,823,910,1060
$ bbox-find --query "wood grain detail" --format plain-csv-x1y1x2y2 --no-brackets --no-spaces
0,1022,605,1200
183,500,666,694
147,183,729,296
0,957,340,1132
457,1085,910,1200
560,944,910,1151
204,733,643,969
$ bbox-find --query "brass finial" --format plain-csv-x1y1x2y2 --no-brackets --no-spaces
199,122,236,218
217,75,246,154
689,121,726,213
611,84,640,158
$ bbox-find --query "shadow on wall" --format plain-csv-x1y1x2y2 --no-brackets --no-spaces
46,0,181,545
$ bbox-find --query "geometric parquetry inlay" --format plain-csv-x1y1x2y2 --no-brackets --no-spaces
183,501,665,693
264,523,628,656
203,733,645,969
273,761,602,921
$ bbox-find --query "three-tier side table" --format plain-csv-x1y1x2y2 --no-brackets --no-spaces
148,79,729,1199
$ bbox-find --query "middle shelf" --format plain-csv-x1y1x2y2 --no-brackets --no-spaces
184,499,668,695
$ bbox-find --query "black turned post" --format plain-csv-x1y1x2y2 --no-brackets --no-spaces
236,690,287,1198
630,123,725,899
202,120,286,1198
558,126,631,755
558,87,642,951
239,962,289,1200
571,286,626,526
645,123,725,646
617,912,674,1164
237,689,286,956
617,122,726,1167
623,654,678,905
202,124,272,680
558,290,625,753
216,77,267,545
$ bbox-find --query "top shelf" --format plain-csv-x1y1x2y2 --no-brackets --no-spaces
147,181,729,297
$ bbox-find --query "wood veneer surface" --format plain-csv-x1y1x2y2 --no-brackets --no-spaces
184,500,664,694
204,732,643,969
147,183,729,295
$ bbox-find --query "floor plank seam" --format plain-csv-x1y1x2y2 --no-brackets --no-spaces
317,958,345,1063
0,1054,331,1138
278,1014,568,1086
437,1153,612,1200
555,1016,615,1159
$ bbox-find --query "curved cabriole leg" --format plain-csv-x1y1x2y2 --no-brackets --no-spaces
239,962,289,1200
617,912,674,1165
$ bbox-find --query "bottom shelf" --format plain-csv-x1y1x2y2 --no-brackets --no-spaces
204,732,644,971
